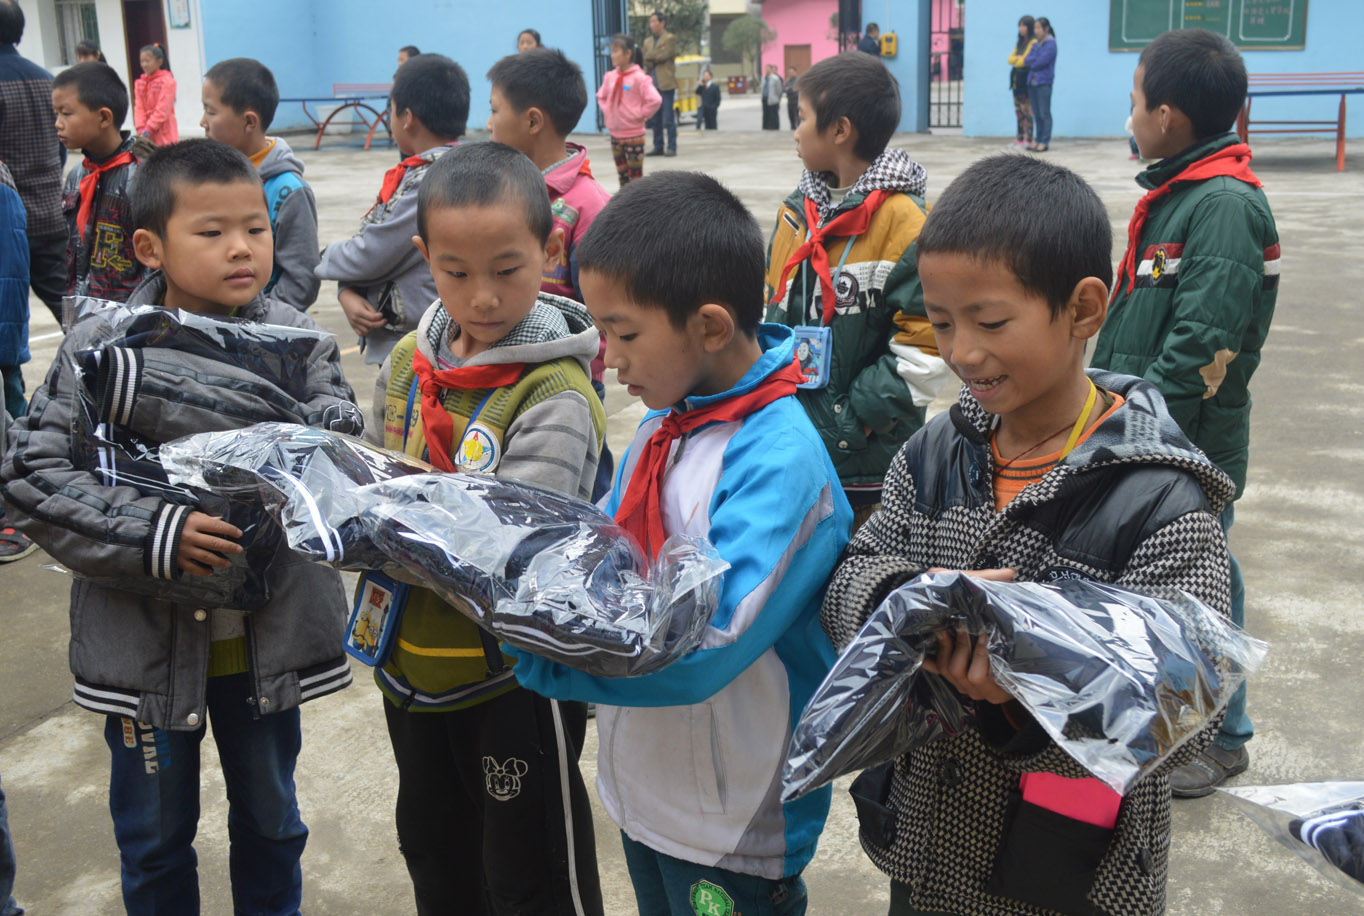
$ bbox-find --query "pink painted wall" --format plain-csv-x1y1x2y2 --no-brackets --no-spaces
759,0,841,76
932,0,964,32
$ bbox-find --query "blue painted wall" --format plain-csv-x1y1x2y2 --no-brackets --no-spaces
964,1,1363,139
199,1,602,135
883,0,933,133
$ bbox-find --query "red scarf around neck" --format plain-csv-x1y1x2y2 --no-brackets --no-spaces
769,189,890,326
614,356,806,559
77,151,136,242
373,154,428,211
1113,143,1261,299
410,348,525,471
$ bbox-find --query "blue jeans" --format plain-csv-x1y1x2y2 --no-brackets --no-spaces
1217,505,1253,750
104,673,308,915
620,832,807,916
1028,83,1053,145
0,367,23,420
648,88,677,152
0,774,22,916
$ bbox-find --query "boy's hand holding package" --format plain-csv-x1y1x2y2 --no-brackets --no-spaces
338,286,387,337
177,511,242,576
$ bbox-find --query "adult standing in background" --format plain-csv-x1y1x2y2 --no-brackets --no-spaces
784,66,800,128
760,64,783,129
642,11,677,157
0,0,65,325
1007,15,1035,148
858,23,881,55
517,29,541,52
695,68,720,129
1024,16,1056,151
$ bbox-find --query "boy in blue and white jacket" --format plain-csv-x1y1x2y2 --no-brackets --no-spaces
512,171,851,915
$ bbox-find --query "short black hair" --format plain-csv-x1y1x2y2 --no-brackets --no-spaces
130,138,263,237
52,62,129,126
416,141,552,245
204,58,280,130
399,45,421,57
865,22,879,33
487,48,587,137
518,29,541,46
797,52,900,162
1139,29,1246,139
0,0,23,45
392,53,469,141
650,10,665,23
576,172,765,335
915,154,1112,317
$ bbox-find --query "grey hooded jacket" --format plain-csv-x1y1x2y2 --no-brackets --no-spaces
0,273,363,730
258,136,321,310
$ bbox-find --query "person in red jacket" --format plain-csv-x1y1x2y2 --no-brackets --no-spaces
133,43,177,146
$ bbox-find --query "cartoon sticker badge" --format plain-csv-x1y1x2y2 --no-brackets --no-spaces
1151,247,1167,281
457,422,501,473
689,880,736,916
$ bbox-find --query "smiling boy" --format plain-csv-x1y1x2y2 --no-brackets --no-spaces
53,61,144,301
513,171,851,916
820,154,1235,916
1,138,361,912
366,141,605,915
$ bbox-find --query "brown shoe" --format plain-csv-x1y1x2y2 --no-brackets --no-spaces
1170,745,1249,798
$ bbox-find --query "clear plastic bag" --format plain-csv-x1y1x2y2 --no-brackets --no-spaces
783,572,1269,801
61,296,336,610
161,422,730,677
1221,781,1364,895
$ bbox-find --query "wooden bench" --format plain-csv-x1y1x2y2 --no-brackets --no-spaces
1236,73,1364,171
278,83,393,151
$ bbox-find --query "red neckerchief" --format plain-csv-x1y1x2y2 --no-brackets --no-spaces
769,189,890,326
410,348,525,472
1114,143,1262,299
373,154,428,211
77,151,136,243
614,356,806,559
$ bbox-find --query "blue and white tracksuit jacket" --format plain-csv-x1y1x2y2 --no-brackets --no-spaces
512,324,852,880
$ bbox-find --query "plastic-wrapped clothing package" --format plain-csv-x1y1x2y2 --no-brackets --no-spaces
1221,781,1364,894
160,422,729,677
61,296,345,609
783,572,1268,800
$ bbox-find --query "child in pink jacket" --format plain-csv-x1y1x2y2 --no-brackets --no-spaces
133,44,178,146
597,34,661,186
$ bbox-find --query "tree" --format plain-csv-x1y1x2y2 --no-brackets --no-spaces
629,0,708,55
721,14,776,82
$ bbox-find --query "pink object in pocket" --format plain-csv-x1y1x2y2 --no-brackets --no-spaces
1020,772,1123,829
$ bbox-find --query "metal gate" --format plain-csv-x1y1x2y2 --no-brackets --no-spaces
592,0,628,131
929,0,964,128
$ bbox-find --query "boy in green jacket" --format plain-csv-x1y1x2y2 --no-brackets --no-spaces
1092,28,1278,796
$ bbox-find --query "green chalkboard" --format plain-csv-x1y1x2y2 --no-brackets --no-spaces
1109,0,1308,51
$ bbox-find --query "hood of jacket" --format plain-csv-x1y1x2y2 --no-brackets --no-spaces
798,148,928,223
415,292,600,375
544,142,593,197
258,136,305,181
949,368,1237,514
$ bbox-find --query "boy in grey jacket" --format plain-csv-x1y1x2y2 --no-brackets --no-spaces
317,53,469,365
201,57,321,309
0,139,362,914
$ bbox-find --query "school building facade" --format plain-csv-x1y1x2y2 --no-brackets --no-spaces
12,0,621,137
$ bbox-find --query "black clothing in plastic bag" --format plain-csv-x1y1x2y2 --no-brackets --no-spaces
783,572,1268,800
160,422,729,677
1222,781,1364,895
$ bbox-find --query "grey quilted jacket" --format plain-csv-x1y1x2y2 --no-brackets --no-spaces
0,273,363,730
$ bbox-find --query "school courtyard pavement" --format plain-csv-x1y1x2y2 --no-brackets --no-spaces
2,124,1362,914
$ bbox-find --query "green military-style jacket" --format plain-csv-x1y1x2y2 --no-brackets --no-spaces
1092,132,1279,497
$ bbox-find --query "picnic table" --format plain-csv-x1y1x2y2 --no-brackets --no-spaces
278,83,393,151
1236,73,1364,172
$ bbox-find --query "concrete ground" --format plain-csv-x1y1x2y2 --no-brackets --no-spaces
2,123,1362,914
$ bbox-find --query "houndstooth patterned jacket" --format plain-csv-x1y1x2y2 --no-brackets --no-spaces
821,370,1237,916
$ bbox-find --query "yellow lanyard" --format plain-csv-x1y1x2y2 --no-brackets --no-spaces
1059,379,1099,460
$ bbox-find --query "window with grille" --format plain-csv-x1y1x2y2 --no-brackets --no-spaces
56,0,100,67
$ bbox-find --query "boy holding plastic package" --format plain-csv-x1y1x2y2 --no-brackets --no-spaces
0,139,362,913
819,155,1236,916
365,141,605,916
512,172,852,916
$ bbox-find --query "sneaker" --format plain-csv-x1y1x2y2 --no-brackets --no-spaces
1170,744,1250,798
664,149,677,157
1010,139,1026,148
1129,153,1140,160
0,526,38,563
645,149,665,157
